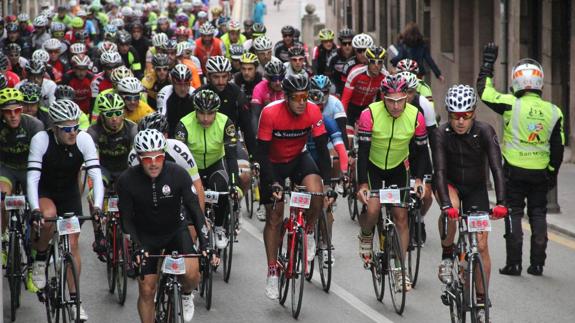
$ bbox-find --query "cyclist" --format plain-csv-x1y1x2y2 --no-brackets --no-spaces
144,32,168,74
175,42,203,88
284,44,311,78
115,77,154,124
0,52,21,88
31,15,51,50
28,99,104,321
252,35,273,75
5,43,27,79
91,51,123,106
193,23,225,75
221,20,246,59
62,54,95,114
339,33,373,86
395,58,434,106
0,22,32,60
42,38,68,83
274,25,306,63
356,75,429,291
20,81,51,128
478,43,565,277
229,44,244,74
312,28,337,76
250,58,286,130
142,53,171,110
175,89,241,250
256,74,332,299
243,22,268,53
309,75,348,150
232,52,263,103
117,30,143,78
90,65,134,123
157,64,196,137
118,129,207,323
16,59,57,108
54,85,91,130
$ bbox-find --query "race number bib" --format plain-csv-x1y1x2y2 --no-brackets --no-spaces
289,192,312,209
5,195,26,210
379,189,401,204
205,191,220,204
107,196,119,212
467,214,491,232
162,256,186,275
57,217,81,236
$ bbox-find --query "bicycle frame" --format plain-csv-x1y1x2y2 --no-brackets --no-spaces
282,206,307,279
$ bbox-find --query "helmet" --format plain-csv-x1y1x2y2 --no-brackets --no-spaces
6,22,19,33
310,75,332,92
152,53,170,68
50,22,66,32
229,44,244,60
240,52,259,66
206,56,232,74
116,77,143,94
197,11,208,19
294,29,301,40
0,74,7,90
48,99,81,122
365,46,386,59
211,5,223,15
380,74,408,95
160,39,178,51
0,88,24,106
76,10,87,18
71,54,92,68
175,26,190,37
243,19,254,29
252,23,266,36
138,112,168,132
511,58,544,92
282,74,309,94
117,31,132,44
396,59,420,74
54,85,75,100
25,59,46,75
5,43,21,54
281,25,295,36
43,38,62,51
288,45,305,58
0,54,8,70
228,19,241,31
445,84,477,113
157,16,169,26
71,17,84,29
103,24,118,41
318,28,335,41
216,16,230,27
170,64,192,82
69,43,87,55
121,7,133,17
308,89,326,105
264,58,286,78
98,92,125,112
110,66,134,84
152,33,168,48
33,15,49,27
253,36,273,51
100,51,122,67
18,13,29,22
175,13,188,24
192,0,203,6
193,89,221,112
199,23,215,36
396,71,419,89
134,129,166,153
32,49,50,63
176,42,193,57
40,9,55,19
98,41,118,54
351,33,373,49
20,82,42,104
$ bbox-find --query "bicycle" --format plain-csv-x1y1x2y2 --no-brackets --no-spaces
2,191,32,322
406,178,425,288
440,206,492,323
345,148,360,221
245,162,264,220
365,185,410,315
42,212,93,323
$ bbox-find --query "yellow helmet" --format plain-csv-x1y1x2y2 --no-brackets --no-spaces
240,52,259,66
318,28,335,41
365,46,386,60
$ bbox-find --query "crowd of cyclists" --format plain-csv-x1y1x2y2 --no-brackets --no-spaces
0,1,565,323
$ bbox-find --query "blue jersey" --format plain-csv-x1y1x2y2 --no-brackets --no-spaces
307,116,344,162
322,94,346,123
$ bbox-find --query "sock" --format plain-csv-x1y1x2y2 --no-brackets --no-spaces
70,292,77,301
268,261,278,275
361,228,373,236
441,244,454,260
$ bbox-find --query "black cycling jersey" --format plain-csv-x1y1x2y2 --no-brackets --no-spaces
327,49,356,95
117,161,208,250
165,90,194,138
0,114,44,170
87,119,138,173
273,40,305,63
232,71,262,103
431,121,506,208
312,45,337,76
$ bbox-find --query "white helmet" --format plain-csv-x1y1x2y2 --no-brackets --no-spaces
176,41,193,57
152,33,168,48
445,84,477,113
396,71,419,89
49,99,81,123
134,129,166,153
43,38,62,51
71,54,92,68
206,56,232,74
33,15,49,27
121,7,133,17
32,49,50,63
253,36,273,51
69,43,87,55
110,66,134,83
352,33,374,49
100,51,122,66
116,77,143,94
18,13,30,22
511,58,544,92
199,23,215,36
228,19,241,31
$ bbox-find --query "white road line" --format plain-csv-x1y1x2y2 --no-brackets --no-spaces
241,219,395,323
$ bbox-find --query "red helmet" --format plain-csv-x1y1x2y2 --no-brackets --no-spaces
380,75,408,95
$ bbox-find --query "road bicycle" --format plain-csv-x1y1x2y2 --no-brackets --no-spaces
345,148,360,221
245,162,264,220
406,178,425,288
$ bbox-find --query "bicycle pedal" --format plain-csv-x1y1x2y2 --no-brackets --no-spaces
440,293,450,306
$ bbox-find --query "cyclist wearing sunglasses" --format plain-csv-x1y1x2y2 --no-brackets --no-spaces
91,51,123,103
337,33,373,86
232,52,263,103
27,99,104,320
251,58,286,129
274,25,306,63
326,28,356,96
117,77,154,124
20,81,51,128
16,59,57,109
90,65,134,123
284,44,311,79
312,28,337,76
31,15,51,51
193,23,225,75
42,38,69,83
256,74,332,299
5,43,26,79
356,74,429,291
0,22,32,61
0,53,21,88
142,53,172,110
62,54,95,114
252,35,274,76
432,85,507,319
118,129,207,323
157,64,197,137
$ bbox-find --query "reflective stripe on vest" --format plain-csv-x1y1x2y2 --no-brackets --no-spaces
502,98,558,169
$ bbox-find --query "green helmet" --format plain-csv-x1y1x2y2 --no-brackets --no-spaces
193,89,221,112
0,88,24,107
318,28,335,41
20,82,42,104
98,92,125,112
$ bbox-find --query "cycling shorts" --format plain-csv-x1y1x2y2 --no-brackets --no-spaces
367,159,410,207
260,151,320,205
444,182,489,214
39,189,84,223
140,227,196,276
0,165,27,192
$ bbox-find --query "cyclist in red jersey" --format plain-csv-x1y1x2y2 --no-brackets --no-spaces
62,54,94,114
0,53,21,87
193,23,225,75
43,38,69,84
256,74,333,300
90,51,122,107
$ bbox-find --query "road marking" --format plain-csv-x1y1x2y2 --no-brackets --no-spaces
522,221,575,250
241,219,395,323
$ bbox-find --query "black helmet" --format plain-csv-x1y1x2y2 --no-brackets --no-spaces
288,45,305,58
152,53,170,68
138,112,169,132
117,30,132,44
282,74,309,94
55,85,76,100
25,59,47,75
193,89,221,112
338,28,355,41
281,25,295,36
252,22,266,34
264,59,286,78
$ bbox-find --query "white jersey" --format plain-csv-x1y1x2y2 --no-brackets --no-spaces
417,94,437,128
156,85,196,116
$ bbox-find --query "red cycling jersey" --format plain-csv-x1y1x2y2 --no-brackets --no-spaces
62,70,94,114
90,72,114,98
257,100,326,163
4,71,20,88
341,65,388,110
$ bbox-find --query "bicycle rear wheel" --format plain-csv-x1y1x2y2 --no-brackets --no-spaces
469,254,489,323
44,246,59,323
7,231,22,321
407,209,422,287
106,221,116,294
291,228,305,319
278,220,289,305
386,225,406,315
222,200,235,283
317,212,332,292
371,219,385,301
347,175,359,221
116,230,128,305
155,274,170,322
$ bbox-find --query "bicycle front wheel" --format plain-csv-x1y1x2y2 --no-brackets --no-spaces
386,225,406,315
106,221,116,294
469,254,489,323
44,246,59,323
291,228,305,319
7,231,22,321
317,211,332,292
62,253,81,323
407,209,422,287
371,220,385,301
171,285,185,323
116,230,128,305
222,200,235,283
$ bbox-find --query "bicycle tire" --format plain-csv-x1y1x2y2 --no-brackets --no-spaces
407,209,422,287
116,229,128,305
222,199,235,283
278,219,289,305
155,274,170,322
106,221,116,294
386,225,406,315
317,211,332,292
469,254,489,323
172,285,185,323
245,182,253,218
449,294,466,323
62,253,81,323
370,218,385,301
44,246,59,323
8,231,21,321
291,228,305,319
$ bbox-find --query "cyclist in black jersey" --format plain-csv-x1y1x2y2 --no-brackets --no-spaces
326,28,355,95
232,52,262,103
158,64,196,137
273,25,305,63
118,129,207,323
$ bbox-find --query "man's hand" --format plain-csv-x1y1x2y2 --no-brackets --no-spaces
31,209,44,229
203,249,220,266
357,184,369,205
271,182,283,201
91,207,104,222
414,178,426,198
483,42,499,65
133,248,149,267
230,185,243,200
324,186,338,207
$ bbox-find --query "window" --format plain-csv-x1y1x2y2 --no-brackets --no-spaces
441,0,454,54
379,0,388,45
346,0,353,31
358,0,364,32
367,0,376,32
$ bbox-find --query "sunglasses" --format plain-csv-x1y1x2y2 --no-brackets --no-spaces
341,42,352,46
1,106,23,116
55,124,80,133
48,50,60,54
269,75,283,82
289,93,308,103
308,90,325,103
102,110,124,118
368,59,384,65
282,34,294,38
356,48,366,53
155,67,169,71
449,111,475,120
384,95,408,103
122,94,140,102
290,57,305,63
139,153,165,166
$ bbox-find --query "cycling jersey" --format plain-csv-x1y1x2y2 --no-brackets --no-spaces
4,71,21,88
125,101,154,124
307,116,348,173
273,40,307,63
284,61,311,78
341,65,387,109
48,57,69,83
141,72,171,110
193,38,225,74
156,85,196,137
90,72,114,98
8,57,27,79
119,49,142,77
87,119,138,173
312,45,337,76
62,70,94,114
15,79,56,109
432,121,506,208
410,94,437,129
128,138,200,182
27,130,104,210
250,79,285,107
0,114,44,170
220,32,247,58
322,94,347,121
179,58,202,88
232,71,263,103
417,80,434,105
